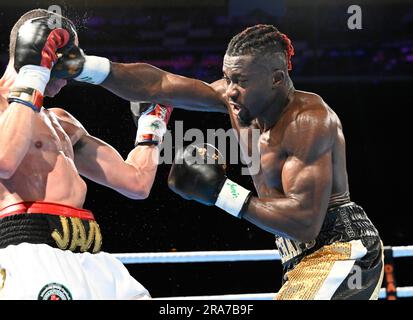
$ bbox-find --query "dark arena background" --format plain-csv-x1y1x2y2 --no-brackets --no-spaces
0,0,412,301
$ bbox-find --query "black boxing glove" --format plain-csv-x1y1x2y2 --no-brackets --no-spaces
9,16,74,111
51,46,110,85
51,45,85,79
130,102,173,146
13,16,76,72
168,143,252,218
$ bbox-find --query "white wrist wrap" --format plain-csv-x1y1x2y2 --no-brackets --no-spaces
74,55,110,84
14,65,50,95
135,115,167,144
215,178,251,218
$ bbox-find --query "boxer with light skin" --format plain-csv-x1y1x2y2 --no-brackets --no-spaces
0,9,226,300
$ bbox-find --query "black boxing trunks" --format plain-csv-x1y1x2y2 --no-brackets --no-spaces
0,201,102,253
275,202,384,300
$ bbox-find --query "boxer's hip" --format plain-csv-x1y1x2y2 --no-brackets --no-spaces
275,238,384,299
275,202,383,300
0,201,102,253
275,202,381,273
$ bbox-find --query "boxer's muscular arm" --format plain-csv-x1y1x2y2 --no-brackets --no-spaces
0,99,36,179
74,136,158,199
50,108,158,199
173,79,229,113
243,109,335,242
101,63,228,113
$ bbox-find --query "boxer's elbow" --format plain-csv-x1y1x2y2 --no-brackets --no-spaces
292,211,323,243
294,225,320,243
134,187,151,200
123,185,151,200
282,225,319,243
119,162,156,199
121,190,149,200
123,180,152,200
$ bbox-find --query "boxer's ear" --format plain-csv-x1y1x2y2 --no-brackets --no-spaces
272,69,285,87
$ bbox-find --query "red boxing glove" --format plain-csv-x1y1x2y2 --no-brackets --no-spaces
130,102,173,146
9,15,76,112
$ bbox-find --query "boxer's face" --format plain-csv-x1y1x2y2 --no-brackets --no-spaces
223,54,276,126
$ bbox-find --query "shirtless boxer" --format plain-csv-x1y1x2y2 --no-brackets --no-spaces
167,25,384,300
0,9,226,300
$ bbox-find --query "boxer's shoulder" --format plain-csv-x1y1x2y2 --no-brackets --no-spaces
48,107,88,145
276,91,328,134
291,91,328,112
284,91,334,127
282,94,337,157
48,107,85,128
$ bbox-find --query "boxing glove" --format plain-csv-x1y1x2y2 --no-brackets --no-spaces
168,143,252,218
51,45,110,85
131,102,173,146
9,16,74,111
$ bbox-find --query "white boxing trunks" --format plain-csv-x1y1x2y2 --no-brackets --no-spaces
0,201,150,300
0,242,150,300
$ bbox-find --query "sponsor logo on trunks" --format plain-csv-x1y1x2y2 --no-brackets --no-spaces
38,283,72,300
51,216,102,253
276,237,304,263
275,237,316,264
340,212,356,238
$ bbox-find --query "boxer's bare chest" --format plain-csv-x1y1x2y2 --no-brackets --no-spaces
238,119,288,198
31,109,74,159
256,128,287,195
0,96,74,161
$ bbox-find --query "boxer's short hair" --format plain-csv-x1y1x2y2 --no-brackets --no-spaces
226,24,295,71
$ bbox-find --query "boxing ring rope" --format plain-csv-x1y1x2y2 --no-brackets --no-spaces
113,245,413,300
114,245,413,264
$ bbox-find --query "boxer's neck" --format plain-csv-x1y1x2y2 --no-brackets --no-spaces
257,81,294,132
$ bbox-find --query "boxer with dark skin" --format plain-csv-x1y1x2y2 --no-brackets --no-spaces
53,21,383,299
218,51,342,243
167,25,384,300
0,9,227,299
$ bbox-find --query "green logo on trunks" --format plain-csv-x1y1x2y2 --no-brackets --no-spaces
227,182,240,199
38,282,72,300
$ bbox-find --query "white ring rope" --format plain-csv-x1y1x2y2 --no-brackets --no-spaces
113,245,413,299
389,245,413,258
154,287,413,300
113,245,413,264
114,249,280,264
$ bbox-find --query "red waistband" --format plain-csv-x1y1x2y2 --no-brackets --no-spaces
0,201,95,220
